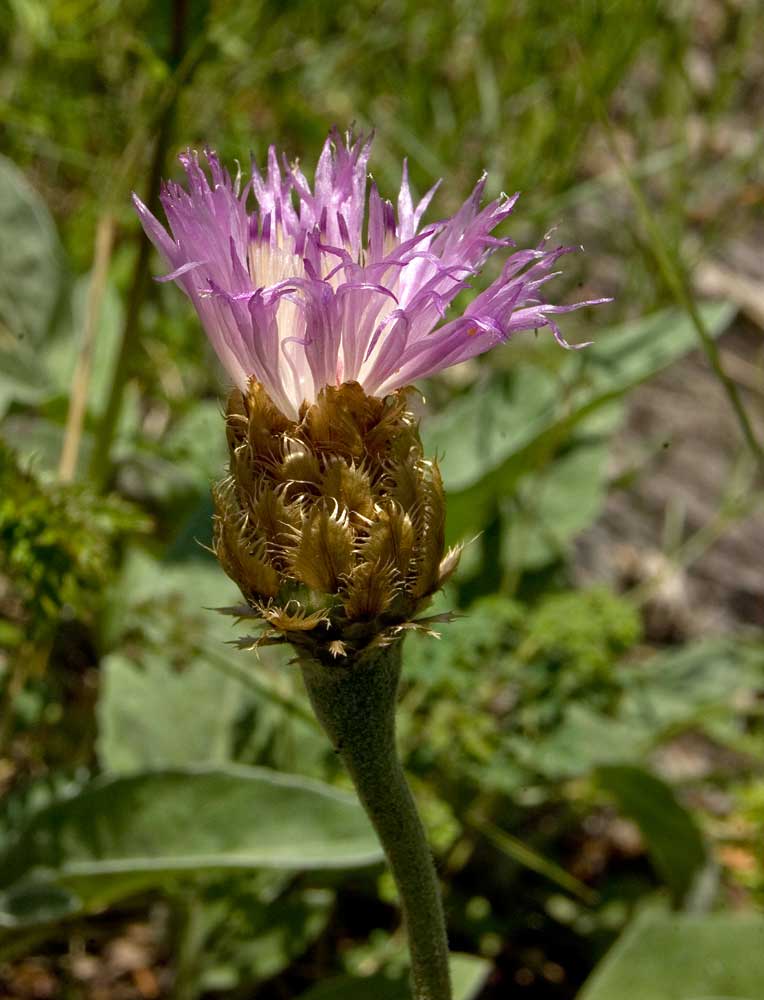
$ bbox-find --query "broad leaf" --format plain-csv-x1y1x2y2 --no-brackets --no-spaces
503,430,611,569
0,765,383,928
578,910,764,1000
97,652,241,773
0,344,50,418
162,399,230,489
423,302,734,542
101,548,242,648
0,154,62,347
620,639,764,744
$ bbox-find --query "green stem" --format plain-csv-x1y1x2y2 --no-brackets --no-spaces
300,641,452,1000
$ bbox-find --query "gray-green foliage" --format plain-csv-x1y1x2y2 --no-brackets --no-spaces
196,879,335,992
578,910,764,1000
0,155,61,350
97,652,242,773
403,595,762,917
0,765,383,929
1,0,762,993
423,302,734,548
402,587,644,788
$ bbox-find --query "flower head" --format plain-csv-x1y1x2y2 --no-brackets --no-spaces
134,128,605,419
213,379,459,659
135,130,607,658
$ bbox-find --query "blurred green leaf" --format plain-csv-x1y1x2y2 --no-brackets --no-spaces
0,414,69,470
0,876,80,929
620,639,764,743
0,765,383,928
449,952,494,1000
200,885,334,991
102,548,241,649
577,910,764,1000
504,432,611,569
511,636,763,785
0,344,50,418
0,154,62,348
596,766,709,908
162,399,228,488
97,651,241,773
529,704,646,778
425,302,734,543
424,364,559,495
296,952,491,1000
44,273,123,417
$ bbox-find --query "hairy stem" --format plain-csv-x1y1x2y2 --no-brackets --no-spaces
300,642,452,1000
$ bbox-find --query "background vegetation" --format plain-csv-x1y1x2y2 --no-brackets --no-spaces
1,1,763,997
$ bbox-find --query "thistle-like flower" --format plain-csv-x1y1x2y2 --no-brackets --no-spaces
135,131,608,998
135,129,604,659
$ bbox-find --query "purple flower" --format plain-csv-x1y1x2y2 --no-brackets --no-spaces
134,129,607,419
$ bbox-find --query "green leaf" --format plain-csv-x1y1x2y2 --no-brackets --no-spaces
450,954,493,1000
423,302,734,543
577,910,764,1000
503,431,611,569
424,364,559,494
596,766,709,907
0,765,383,928
0,154,62,347
620,639,764,742
97,652,241,774
0,343,51,418
529,704,647,779
0,414,67,469
162,400,229,489
0,877,80,930
200,885,334,991
44,273,123,417
521,639,763,784
296,953,491,1000
101,548,241,649
581,301,733,391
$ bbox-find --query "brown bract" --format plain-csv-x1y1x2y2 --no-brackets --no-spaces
213,379,460,660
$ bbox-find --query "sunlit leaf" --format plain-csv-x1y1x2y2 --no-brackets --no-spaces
423,302,734,543
503,431,611,569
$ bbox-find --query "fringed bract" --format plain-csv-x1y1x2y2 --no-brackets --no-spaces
213,378,459,660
